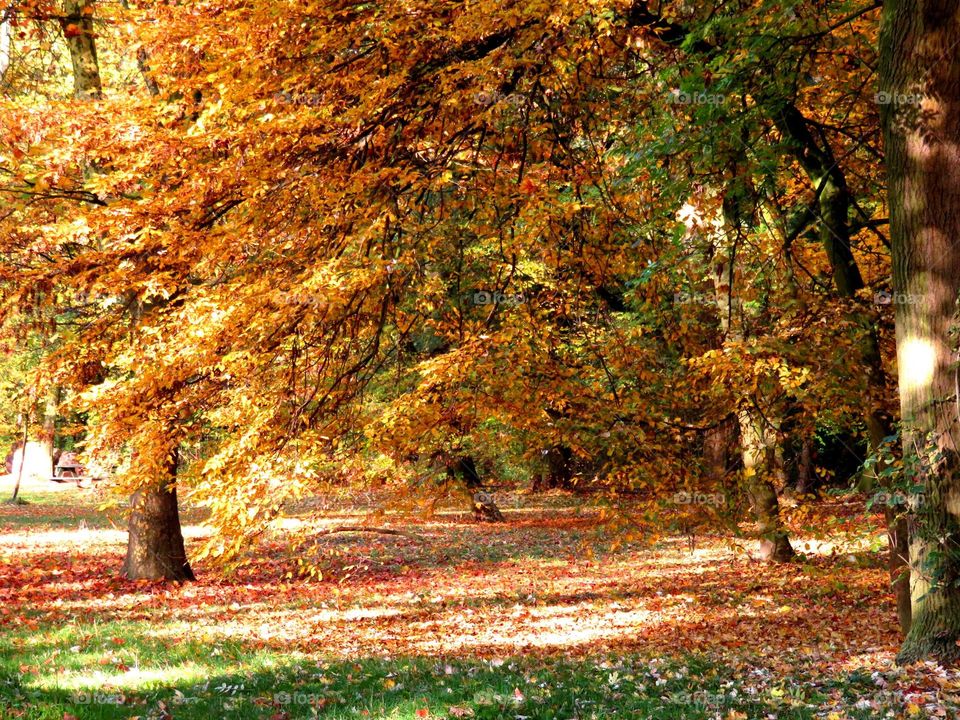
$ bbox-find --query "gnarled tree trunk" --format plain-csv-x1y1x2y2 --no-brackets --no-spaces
737,410,795,561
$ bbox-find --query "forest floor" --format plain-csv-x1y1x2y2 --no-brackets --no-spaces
1,484,958,719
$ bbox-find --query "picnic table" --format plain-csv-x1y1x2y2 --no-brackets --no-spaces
50,452,103,488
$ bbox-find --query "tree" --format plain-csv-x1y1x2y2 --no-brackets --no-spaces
0,0,195,579
0,0,903,586
879,0,960,665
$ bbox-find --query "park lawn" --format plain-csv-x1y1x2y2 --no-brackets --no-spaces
1,488,958,719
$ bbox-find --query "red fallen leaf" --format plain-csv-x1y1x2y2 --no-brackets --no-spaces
111,637,126,645
416,710,429,718
63,714,78,720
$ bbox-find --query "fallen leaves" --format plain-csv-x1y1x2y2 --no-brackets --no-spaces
1,494,958,718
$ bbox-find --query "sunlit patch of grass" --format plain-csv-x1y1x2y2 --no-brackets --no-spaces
0,622,298,718
0,622,844,720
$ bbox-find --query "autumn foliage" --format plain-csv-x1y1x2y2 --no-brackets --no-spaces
1,0,960,681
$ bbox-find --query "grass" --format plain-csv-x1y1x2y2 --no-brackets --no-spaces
0,623,862,720
0,487,956,719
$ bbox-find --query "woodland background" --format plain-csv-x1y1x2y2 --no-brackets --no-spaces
2,0,960,717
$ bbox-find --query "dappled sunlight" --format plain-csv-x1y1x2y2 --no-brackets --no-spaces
2,498,899,665
34,663,213,693
0,523,209,549
3,492,957,718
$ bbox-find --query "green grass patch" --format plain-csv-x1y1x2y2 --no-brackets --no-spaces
0,619,883,720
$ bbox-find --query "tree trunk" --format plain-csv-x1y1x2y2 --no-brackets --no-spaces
702,415,741,482
446,455,504,522
60,0,102,99
793,438,816,495
8,414,28,503
706,185,795,562
879,0,960,664
543,445,575,490
885,504,913,635
38,387,58,478
123,448,194,581
738,409,795,562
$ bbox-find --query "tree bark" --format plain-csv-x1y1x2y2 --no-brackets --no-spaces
540,444,575,490
879,0,960,664
885,504,913,635
60,0,102,99
702,415,741,482
122,448,194,581
0,12,11,83
738,409,796,561
38,387,58,477
707,187,795,562
446,455,504,522
8,414,28,503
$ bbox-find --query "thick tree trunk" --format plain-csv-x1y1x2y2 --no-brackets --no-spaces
60,0,102,99
879,0,960,664
123,449,194,581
